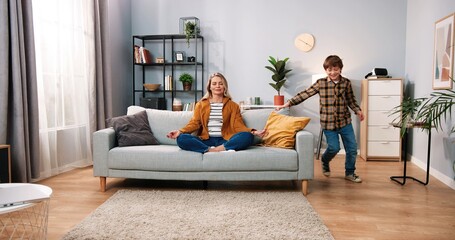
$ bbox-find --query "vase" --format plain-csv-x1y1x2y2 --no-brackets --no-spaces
274,95,284,106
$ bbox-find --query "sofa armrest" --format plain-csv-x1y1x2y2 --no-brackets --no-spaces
295,130,314,180
93,128,116,177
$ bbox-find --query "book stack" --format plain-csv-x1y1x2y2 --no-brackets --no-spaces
134,45,152,64
165,75,173,90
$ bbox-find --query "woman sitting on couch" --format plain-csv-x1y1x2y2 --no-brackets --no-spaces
166,72,266,153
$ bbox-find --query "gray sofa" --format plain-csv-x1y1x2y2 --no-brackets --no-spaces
93,106,314,195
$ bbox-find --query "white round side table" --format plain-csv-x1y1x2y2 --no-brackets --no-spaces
0,183,53,240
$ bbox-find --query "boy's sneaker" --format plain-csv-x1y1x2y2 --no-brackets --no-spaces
345,174,362,183
322,165,330,177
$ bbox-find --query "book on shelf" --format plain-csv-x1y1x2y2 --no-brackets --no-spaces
367,75,391,79
139,46,152,64
134,45,141,63
183,102,195,111
165,75,173,90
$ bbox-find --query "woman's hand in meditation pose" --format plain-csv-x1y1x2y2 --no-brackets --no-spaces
166,130,181,139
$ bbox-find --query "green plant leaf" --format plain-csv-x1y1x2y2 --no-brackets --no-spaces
265,66,277,75
268,56,277,65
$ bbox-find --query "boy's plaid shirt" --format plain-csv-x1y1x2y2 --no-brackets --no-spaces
288,77,361,130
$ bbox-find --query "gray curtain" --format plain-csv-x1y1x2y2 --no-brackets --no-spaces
0,0,40,182
94,0,113,130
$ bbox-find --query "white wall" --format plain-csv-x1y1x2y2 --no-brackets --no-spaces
130,0,407,149
406,0,455,188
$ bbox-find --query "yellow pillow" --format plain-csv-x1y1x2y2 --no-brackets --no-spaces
262,111,311,149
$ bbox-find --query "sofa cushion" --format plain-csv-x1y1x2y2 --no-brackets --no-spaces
107,110,159,147
262,111,311,149
203,146,299,172
202,146,298,171
127,106,193,145
108,145,203,171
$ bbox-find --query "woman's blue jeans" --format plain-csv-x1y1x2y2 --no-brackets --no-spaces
176,132,254,153
322,123,358,175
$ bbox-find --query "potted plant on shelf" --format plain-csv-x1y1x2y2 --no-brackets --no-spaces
265,56,292,105
179,73,194,91
184,21,200,48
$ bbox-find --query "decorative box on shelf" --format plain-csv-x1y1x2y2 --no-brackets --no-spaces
156,57,164,63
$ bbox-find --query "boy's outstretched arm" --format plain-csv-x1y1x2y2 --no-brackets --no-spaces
275,101,290,111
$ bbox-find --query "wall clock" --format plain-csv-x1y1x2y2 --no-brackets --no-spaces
294,33,315,52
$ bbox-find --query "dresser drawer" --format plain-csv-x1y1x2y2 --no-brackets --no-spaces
368,80,402,96
368,96,401,111
367,141,400,157
368,111,397,126
368,126,400,141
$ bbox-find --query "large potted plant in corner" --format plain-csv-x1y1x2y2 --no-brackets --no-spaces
265,56,292,105
390,78,455,171
179,73,194,91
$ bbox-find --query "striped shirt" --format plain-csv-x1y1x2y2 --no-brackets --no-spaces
288,77,361,130
208,103,223,137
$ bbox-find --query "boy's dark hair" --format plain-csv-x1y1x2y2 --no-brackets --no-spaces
323,55,343,70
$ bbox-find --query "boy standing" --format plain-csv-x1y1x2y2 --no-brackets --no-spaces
276,55,364,182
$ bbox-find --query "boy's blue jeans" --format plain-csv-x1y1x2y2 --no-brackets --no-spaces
176,132,254,153
322,123,357,175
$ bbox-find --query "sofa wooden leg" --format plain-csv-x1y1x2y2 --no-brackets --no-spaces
301,180,308,196
100,177,106,192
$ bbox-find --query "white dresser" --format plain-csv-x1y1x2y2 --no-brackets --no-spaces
360,78,403,161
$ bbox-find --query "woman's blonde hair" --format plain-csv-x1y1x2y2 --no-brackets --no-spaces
202,72,232,99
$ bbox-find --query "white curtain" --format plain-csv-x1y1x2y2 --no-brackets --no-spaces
32,0,95,180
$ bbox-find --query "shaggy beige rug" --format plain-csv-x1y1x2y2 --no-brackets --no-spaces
62,190,334,240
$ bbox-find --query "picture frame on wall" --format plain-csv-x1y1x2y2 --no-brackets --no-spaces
175,51,184,62
433,12,455,90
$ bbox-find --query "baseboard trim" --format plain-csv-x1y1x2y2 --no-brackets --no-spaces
410,154,455,190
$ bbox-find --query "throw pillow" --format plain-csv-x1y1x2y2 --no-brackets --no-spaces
107,110,159,147
261,111,311,149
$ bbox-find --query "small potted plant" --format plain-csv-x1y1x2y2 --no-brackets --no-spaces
184,21,200,48
179,73,194,91
265,56,292,105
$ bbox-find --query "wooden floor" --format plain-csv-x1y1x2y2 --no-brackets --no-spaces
37,155,455,240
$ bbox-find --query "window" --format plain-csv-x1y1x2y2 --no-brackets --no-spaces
32,0,95,178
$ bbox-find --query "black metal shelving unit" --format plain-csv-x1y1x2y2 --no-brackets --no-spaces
132,34,204,110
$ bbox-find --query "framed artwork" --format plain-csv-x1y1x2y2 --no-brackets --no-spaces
175,51,184,62
433,13,455,90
